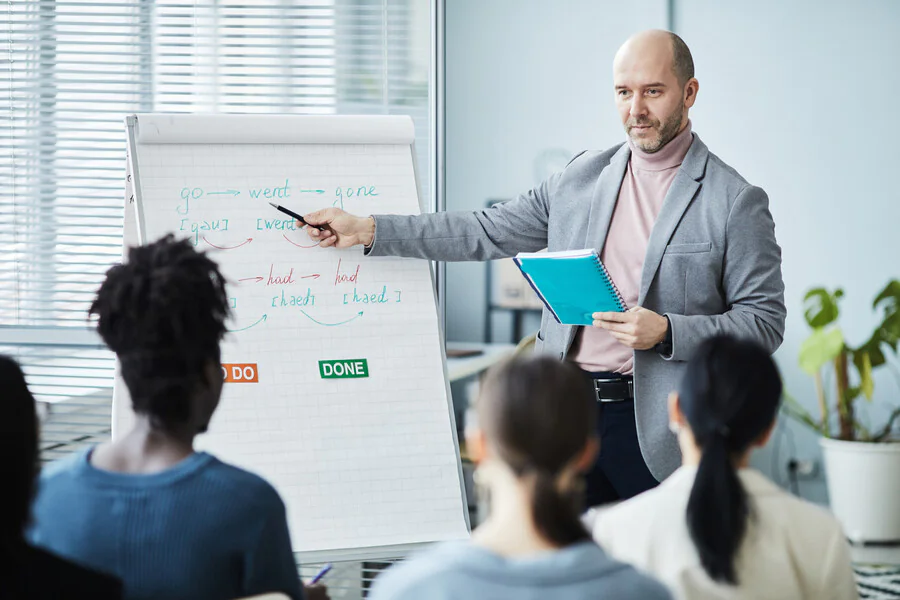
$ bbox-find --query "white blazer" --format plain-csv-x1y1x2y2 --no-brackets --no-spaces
591,466,858,600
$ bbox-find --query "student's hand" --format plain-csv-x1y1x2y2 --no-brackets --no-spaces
303,583,330,600
298,208,375,249
592,306,668,350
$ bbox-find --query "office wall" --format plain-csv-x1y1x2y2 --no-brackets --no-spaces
677,0,900,503
444,0,668,342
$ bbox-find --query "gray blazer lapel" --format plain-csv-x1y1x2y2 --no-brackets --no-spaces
638,135,709,305
583,143,630,251
562,143,630,355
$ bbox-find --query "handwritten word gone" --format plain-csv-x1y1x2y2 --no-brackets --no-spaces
334,185,378,208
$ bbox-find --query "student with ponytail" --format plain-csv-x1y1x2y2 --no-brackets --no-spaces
592,336,857,599
370,357,670,600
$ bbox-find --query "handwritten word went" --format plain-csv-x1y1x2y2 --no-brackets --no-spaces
249,179,291,200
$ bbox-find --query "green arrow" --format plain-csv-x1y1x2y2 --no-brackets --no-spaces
227,314,267,332
300,310,363,327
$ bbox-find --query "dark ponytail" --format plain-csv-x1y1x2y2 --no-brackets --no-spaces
687,431,749,583
526,468,589,546
479,357,596,547
680,336,782,585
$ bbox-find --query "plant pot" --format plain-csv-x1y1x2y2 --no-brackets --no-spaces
820,437,900,543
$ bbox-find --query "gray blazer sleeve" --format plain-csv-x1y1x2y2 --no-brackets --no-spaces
365,173,558,261
666,185,786,360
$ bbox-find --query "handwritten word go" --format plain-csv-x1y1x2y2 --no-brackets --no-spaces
178,187,204,215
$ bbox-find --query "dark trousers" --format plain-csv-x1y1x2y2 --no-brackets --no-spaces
584,398,659,507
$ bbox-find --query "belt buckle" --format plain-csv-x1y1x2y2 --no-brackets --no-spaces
593,378,633,403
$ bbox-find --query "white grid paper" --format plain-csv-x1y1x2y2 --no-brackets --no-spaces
117,119,467,553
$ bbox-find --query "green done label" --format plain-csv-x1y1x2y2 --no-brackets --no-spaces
318,359,369,379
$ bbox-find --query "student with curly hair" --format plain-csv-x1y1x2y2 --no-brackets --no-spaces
28,235,325,600
0,355,122,599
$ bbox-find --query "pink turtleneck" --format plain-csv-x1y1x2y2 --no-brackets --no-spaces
571,121,694,374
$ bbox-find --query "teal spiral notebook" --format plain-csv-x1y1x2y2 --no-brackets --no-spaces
513,249,627,325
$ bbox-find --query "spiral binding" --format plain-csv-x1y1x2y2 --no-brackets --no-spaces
595,256,627,311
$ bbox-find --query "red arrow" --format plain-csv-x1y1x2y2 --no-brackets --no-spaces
202,236,252,250
239,276,264,283
283,233,318,249
301,274,320,280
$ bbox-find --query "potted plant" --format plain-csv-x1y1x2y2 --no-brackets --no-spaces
783,280,900,542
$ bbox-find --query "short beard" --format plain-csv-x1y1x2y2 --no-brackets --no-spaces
628,101,685,153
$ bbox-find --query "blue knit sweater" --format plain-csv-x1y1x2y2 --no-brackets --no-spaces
28,448,303,600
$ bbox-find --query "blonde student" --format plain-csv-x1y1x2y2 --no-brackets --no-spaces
592,335,857,600
369,357,671,600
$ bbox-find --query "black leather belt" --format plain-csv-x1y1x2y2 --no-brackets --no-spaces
591,376,634,403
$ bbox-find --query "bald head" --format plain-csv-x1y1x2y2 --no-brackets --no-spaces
613,30,699,153
615,30,694,87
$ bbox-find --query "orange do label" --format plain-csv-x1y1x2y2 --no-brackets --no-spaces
221,363,259,383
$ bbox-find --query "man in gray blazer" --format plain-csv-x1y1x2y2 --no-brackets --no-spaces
302,30,785,505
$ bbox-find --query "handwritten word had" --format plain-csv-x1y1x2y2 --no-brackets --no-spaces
249,179,290,200
267,264,295,286
334,258,360,286
271,288,315,308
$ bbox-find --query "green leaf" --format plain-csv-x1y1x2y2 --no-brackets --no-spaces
874,280,900,352
859,338,888,369
854,351,875,400
804,288,842,328
780,393,829,437
799,327,845,375
873,280,900,311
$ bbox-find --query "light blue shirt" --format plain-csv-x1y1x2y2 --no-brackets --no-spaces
28,448,303,600
369,539,672,600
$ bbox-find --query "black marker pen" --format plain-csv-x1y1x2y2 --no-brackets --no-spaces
268,202,321,232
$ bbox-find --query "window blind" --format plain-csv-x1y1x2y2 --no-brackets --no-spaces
1,0,431,446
